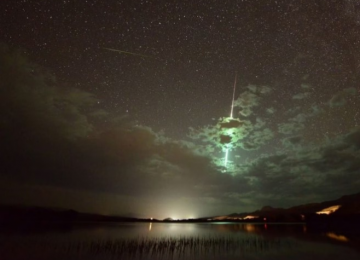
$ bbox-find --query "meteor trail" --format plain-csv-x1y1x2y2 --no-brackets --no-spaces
224,148,229,168
224,73,237,169
103,47,153,58
230,73,237,119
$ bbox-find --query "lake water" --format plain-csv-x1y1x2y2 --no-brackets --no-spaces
1,222,359,260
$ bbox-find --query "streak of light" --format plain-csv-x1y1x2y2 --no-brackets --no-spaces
103,47,153,58
149,222,152,231
224,148,229,168
223,73,237,169
230,73,237,119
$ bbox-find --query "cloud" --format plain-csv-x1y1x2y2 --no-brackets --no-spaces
234,85,272,110
232,129,360,207
344,129,360,149
254,117,266,129
1,44,360,218
266,107,276,114
241,128,274,151
292,92,311,100
328,87,357,107
239,107,253,117
281,135,303,148
301,83,311,88
247,85,272,94
309,104,324,116
286,106,301,115
189,117,253,152
234,91,259,109
289,113,307,123
0,46,255,216
278,122,305,134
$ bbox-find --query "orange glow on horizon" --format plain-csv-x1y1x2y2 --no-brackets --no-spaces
316,205,341,215
326,232,349,242
244,215,259,220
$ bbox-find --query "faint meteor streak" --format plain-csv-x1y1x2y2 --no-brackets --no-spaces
103,47,153,58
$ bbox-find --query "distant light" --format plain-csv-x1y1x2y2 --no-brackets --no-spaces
316,205,341,215
244,215,258,220
326,232,348,242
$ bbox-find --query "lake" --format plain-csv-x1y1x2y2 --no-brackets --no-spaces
1,222,359,260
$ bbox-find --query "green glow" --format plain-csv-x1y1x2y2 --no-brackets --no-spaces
223,120,234,168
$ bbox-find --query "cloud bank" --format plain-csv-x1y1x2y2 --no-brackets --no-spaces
1,44,360,219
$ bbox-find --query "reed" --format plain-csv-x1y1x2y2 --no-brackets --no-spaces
59,235,293,259
0,235,294,259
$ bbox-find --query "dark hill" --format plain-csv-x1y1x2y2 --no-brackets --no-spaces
212,191,360,223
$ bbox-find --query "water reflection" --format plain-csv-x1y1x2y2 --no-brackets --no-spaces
303,225,307,233
204,223,305,235
1,223,359,260
243,224,257,232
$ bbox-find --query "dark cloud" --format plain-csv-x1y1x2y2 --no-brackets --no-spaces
281,135,303,148
241,128,274,151
232,129,360,207
234,85,272,117
1,47,262,217
278,122,305,134
189,117,253,153
240,142,260,151
234,91,259,111
344,129,360,149
219,118,244,129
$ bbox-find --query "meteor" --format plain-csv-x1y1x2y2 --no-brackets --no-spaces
224,148,229,168
224,73,237,169
230,73,237,119
103,47,153,58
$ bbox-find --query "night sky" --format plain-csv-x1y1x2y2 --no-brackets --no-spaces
1,0,360,219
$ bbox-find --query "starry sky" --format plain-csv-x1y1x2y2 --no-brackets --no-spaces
1,0,360,219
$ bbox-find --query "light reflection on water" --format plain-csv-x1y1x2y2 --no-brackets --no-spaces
1,223,359,260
